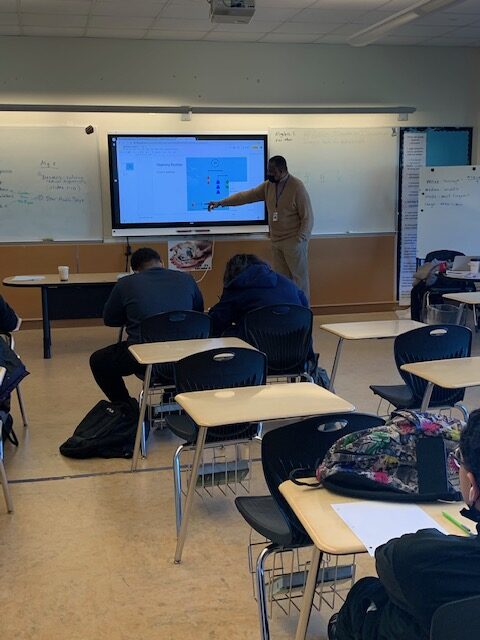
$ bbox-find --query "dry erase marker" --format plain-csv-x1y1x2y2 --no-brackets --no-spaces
442,511,474,536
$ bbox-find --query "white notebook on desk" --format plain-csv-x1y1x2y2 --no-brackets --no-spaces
333,502,446,556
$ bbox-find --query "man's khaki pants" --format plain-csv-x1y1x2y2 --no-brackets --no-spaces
270,237,310,300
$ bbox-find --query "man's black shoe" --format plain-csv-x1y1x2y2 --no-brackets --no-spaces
327,613,339,640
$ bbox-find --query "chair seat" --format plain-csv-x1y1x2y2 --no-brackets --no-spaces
235,495,296,546
166,414,197,443
369,384,416,409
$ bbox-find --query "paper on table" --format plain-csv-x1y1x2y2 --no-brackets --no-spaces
10,275,45,281
332,502,446,557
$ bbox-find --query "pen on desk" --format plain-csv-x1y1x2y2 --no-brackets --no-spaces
442,511,474,536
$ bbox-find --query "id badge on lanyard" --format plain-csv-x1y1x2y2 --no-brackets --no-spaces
272,211,278,222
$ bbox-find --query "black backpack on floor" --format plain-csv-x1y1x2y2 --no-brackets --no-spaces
59,400,139,459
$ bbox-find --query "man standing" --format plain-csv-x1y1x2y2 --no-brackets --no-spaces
90,247,203,403
208,155,313,299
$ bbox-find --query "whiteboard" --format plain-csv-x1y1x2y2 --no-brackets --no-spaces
417,165,480,258
269,128,398,235
0,127,102,241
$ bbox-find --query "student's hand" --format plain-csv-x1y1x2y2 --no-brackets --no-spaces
208,201,220,212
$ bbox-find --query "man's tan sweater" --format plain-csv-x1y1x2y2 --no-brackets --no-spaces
218,174,314,242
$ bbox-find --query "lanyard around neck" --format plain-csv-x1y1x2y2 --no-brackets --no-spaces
275,175,289,208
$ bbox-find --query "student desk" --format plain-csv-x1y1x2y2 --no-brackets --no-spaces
173,383,355,564
3,273,126,358
401,356,480,412
279,480,476,640
443,292,480,326
320,320,425,390
128,337,256,471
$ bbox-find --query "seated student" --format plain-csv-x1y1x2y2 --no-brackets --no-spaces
209,253,309,338
328,409,480,640
0,294,21,333
90,247,203,404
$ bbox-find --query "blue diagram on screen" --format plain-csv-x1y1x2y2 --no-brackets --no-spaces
186,157,247,211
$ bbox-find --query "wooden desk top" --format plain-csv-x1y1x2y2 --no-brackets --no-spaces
279,480,476,555
129,337,255,365
320,320,425,340
445,271,480,282
175,383,355,428
3,273,128,287
443,292,480,304
401,356,480,389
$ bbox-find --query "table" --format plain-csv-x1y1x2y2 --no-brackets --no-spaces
128,337,256,471
279,480,476,640
320,320,425,391
443,291,480,326
401,356,480,412
173,383,355,564
3,273,126,358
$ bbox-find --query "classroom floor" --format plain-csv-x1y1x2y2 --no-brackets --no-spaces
2,312,480,640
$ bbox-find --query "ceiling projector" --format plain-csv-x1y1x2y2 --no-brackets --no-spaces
209,0,255,24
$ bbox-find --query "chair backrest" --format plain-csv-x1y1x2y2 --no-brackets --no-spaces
430,595,480,640
243,304,313,375
261,413,385,546
139,311,211,384
395,325,472,408
425,249,464,264
174,347,267,441
139,310,211,343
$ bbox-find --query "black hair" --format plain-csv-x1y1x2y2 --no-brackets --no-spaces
131,247,162,271
460,408,480,480
223,254,265,286
268,155,288,172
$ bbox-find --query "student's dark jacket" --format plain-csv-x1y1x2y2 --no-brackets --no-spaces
208,263,308,337
0,295,19,333
371,525,480,639
103,267,204,342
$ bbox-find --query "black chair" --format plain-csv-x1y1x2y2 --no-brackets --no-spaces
235,412,385,640
370,324,472,417
243,304,314,381
135,311,212,457
0,332,28,428
425,249,465,264
430,595,480,640
167,347,267,532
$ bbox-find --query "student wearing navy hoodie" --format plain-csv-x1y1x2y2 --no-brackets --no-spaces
209,253,309,338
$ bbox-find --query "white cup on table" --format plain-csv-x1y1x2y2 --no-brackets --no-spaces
468,261,480,274
58,265,69,281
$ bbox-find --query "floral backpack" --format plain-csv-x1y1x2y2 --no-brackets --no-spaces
316,411,463,502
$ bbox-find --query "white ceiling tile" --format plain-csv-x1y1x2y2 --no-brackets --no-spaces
0,24,20,33
159,1,210,20
258,0,317,7
292,8,369,22
374,34,425,44
394,23,458,36
379,0,420,9
260,32,320,42
444,0,480,14
0,12,18,24
311,0,388,8
274,20,342,34
351,10,397,24
153,17,213,30
453,25,480,36
20,0,90,13
22,12,88,26
22,25,85,35
204,30,265,41
86,27,149,38
413,12,479,26
253,7,303,21
145,29,206,40
0,0,17,12
318,34,350,43
213,20,280,31
88,15,154,29
92,1,167,18
328,23,365,36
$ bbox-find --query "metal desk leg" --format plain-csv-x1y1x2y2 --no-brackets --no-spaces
41,287,52,359
420,381,434,412
456,303,466,325
328,338,344,391
294,546,322,640
131,364,152,471
174,425,208,564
